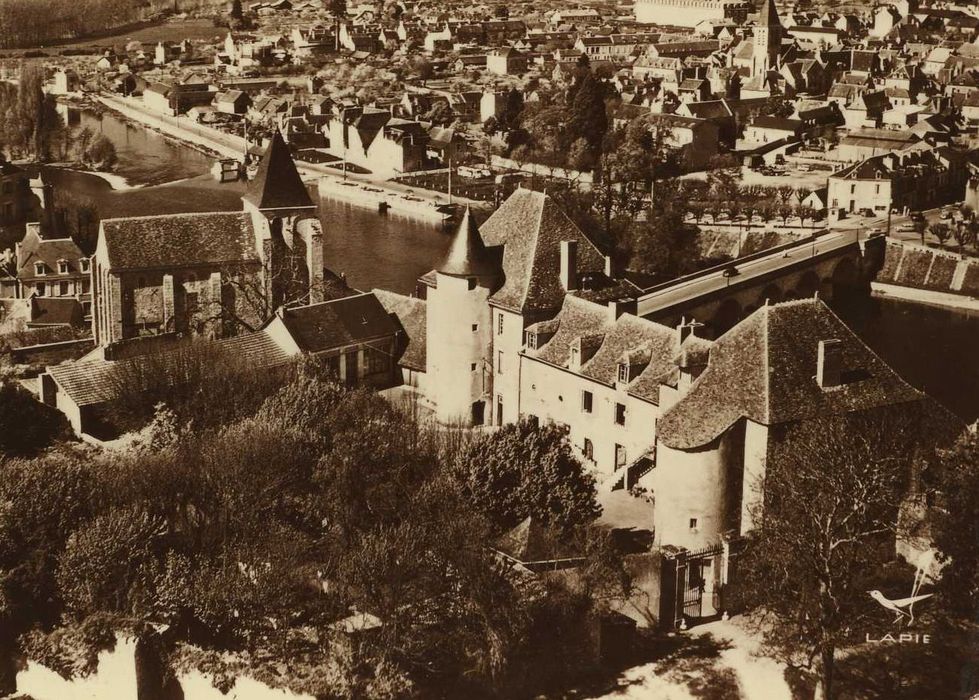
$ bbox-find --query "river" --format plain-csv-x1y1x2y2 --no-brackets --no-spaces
45,108,979,423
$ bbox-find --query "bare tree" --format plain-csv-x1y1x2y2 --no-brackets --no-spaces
732,412,924,700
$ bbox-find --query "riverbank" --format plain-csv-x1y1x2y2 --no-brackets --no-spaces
94,93,487,222
871,282,979,312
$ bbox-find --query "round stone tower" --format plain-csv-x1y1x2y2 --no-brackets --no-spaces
426,207,501,425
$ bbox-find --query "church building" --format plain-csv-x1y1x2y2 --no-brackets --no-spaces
90,131,324,347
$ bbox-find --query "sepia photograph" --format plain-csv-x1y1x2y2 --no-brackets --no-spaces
0,0,978,697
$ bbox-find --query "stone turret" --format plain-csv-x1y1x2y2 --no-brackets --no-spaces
426,207,501,425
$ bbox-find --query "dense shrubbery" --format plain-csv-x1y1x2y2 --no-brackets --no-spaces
0,358,625,697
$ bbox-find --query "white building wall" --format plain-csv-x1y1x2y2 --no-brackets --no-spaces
427,273,493,424
491,306,526,425
518,360,662,473
739,420,769,534
646,426,740,549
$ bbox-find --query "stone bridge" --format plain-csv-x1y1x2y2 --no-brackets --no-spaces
636,229,886,338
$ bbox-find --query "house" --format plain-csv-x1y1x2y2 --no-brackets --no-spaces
486,47,528,76
14,223,91,314
90,132,324,346
51,69,79,95
327,107,429,177
838,127,919,162
743,116,804,144
214,89,252,115
828,146,975,219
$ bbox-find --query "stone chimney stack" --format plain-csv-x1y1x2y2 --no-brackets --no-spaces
817,339,842,388
560,240,578,291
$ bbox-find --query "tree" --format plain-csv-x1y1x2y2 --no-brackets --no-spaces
411,56,434,84
454,420,601,533
497,88,523,133
732,413,924,700
568,72,608,159
931,431,979,622
230,0,243,20
0,380,68,455
929,222,951,248
913,217,927,245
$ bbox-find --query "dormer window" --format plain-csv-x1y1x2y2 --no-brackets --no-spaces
58,259,69,274
618,362,630,383
34,262,45,276
79,257,90,272
525,331,537,350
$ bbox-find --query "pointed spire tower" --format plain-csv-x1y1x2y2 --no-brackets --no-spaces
438,206,498,279
243,130,315,214
753,0,783,78
426,207,501,426
242,130,324,307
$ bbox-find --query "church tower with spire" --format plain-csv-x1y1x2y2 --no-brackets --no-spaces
426,207,501,425
242,130,325,308
752,0,783,78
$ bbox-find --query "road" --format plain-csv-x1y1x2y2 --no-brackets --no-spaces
637,229,860,317
830,205,955,245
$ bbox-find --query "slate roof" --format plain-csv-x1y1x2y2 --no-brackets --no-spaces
242,130,314,210
17,228,87,281
657,299,926,450
30,298,83,326
479,190,606,314
529,296,688,404
495,517,581,563
438,207,499,278
47,330,293,407
100,212,257,271
373,289,427,372
279,292,400,354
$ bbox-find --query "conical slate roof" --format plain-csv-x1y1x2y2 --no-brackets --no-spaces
438,206,498,278
243,130,314,210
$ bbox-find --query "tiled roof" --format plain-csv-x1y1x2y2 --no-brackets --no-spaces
242,130,314,210
17,228,87,280
657,299,926,450
479,190,606,314
279,292,400,354
373,289,427,371
30,298,84,326
529,296,684,404
101,212,257,271
48,330,293,407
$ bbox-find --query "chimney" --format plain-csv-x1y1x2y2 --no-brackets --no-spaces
817,339,842,389
560,240,578,291
607,298,636,320
41,182,56,232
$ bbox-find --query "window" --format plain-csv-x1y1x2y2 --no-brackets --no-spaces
525,331,537,349
471,323,478,332
58,260,69,274
59,281,69,296
34,262,45,276
689,518,698,531
364,347,388,375
79,258,90,272
36,282,45,296
583,438,594,461
615,403,626,426
497,350,503,374
82,280,90,294
471,362,477,371
581,390,593,413
615,444,626,468
467,277,477,290
617,363,629,383
497,312,504,335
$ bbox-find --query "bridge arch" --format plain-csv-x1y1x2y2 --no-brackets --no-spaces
792,270,821,299
830,256,861,303
711,298,742,338
757,283,783,307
